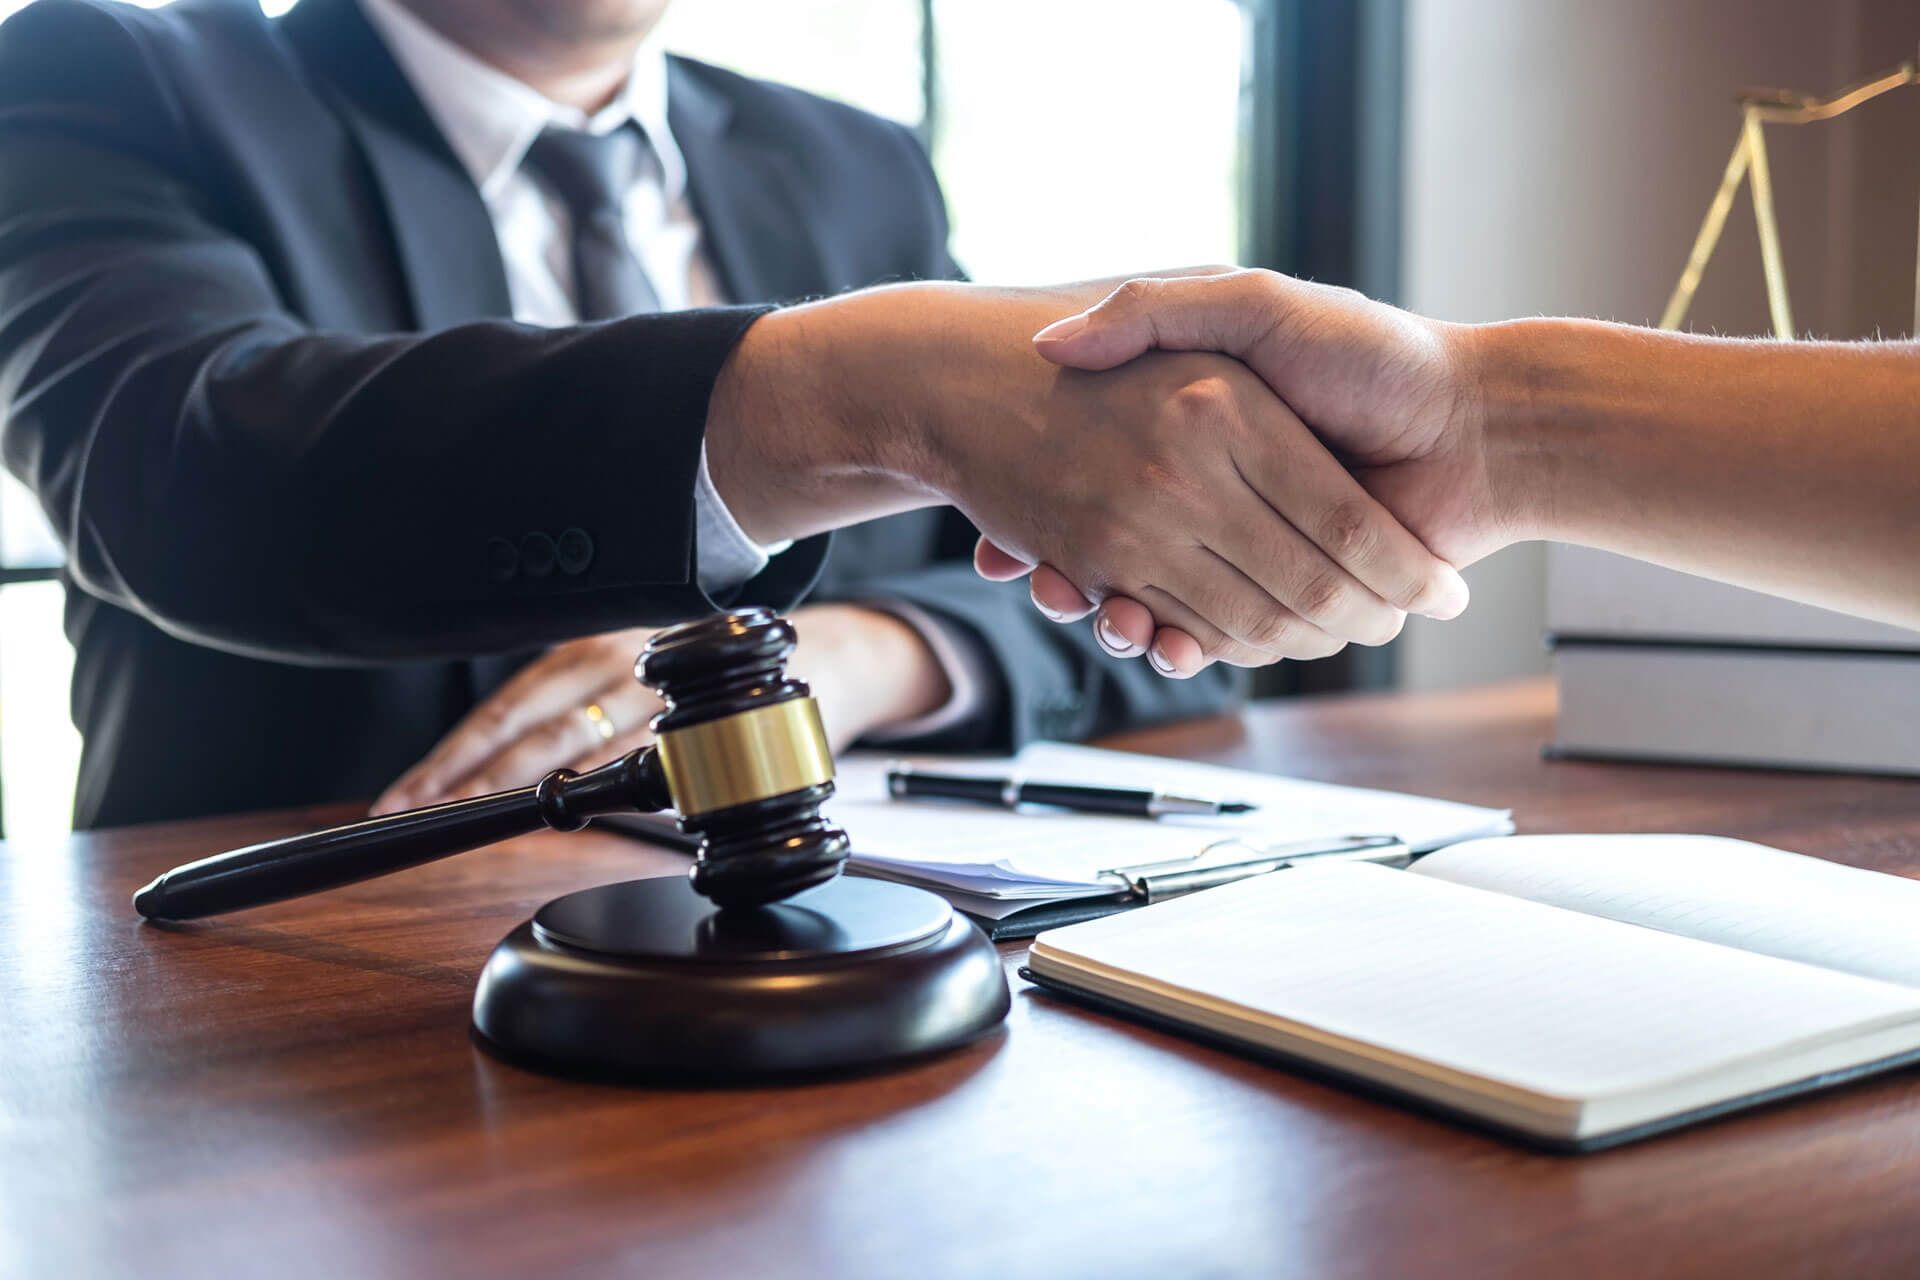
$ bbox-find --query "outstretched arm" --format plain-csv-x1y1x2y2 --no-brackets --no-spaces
1003,270,1920,667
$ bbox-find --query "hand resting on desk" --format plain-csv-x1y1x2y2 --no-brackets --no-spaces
373,604,950,812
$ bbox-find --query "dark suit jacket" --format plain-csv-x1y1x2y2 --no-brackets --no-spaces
0,0,1241,829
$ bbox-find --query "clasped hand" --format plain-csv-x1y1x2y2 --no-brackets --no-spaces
374,603,948,813
974,269,1504,675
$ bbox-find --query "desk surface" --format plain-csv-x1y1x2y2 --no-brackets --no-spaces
9,677,1920,1278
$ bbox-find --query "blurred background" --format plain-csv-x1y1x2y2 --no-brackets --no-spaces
0,0,1915,834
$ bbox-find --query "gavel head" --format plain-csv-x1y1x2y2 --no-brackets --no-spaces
636,608,850,909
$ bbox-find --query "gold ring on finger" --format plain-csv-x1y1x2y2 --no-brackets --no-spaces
582,702,617,743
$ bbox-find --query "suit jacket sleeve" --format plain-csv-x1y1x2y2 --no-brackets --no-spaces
833,552,1247,751
0,0,824,666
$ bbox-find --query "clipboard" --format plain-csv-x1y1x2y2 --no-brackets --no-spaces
958,834,1411,939
594,814,1411,941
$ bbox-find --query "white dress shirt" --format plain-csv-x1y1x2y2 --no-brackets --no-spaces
360,0,770,593
357,0,982,740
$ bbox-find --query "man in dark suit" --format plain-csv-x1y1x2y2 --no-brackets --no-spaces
0,0,1250,826
0,0,1467,827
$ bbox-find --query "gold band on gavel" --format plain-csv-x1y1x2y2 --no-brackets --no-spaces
654,697,835,818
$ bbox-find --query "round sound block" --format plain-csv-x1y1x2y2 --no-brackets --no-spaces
471,875,1010,1079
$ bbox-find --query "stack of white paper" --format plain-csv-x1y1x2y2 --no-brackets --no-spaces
824,743,1511,911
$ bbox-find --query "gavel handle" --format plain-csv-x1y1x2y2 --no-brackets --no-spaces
133,749,672,921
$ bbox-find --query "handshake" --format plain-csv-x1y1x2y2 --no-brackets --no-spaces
386,264,1920,808
984,269,1494,677
713,261,1919,677
710,267,1507,678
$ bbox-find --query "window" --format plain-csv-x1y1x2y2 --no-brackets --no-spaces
659,0,1246,283
927,0,1243,283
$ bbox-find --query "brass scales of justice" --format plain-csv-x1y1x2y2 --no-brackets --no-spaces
1661,50,1920,339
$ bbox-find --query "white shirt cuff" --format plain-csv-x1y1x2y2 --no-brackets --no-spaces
856,600,994,745
692,443,791,595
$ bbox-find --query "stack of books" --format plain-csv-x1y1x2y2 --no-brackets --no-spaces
1546,547,1920,774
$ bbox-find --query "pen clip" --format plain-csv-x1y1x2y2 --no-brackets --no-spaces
1100,834,1409,904
885,761,913,799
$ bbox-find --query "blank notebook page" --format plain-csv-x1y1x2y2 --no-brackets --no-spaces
1412,835,1920,989
1033,862,1920,1103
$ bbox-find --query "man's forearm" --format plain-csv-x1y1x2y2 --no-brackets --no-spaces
705,286,941,546
703,276,1219,546
1475,320,1920,627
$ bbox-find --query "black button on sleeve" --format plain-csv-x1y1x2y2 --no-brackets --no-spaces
556,527,595,576
486,537,519,584
519,531,558,578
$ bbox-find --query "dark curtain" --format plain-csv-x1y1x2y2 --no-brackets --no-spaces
1240,0,1407,695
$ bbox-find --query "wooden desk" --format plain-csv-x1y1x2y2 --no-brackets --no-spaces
8,678,1920,1278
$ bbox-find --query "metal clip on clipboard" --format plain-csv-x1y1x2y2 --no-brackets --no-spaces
1100,834,1410,904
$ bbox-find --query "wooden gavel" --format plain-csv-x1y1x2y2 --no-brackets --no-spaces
133,608,852,920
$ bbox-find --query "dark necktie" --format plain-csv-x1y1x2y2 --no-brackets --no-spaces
520,123,661,320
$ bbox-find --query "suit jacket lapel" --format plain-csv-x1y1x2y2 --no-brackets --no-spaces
669,60,831,305
279,0,522,698
278,0,512,328
278,16,822,322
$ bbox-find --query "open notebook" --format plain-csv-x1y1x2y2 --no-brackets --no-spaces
1025,834,1920,1149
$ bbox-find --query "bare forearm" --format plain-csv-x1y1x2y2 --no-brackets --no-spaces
704,279,1126,546
705,288,939,545
787,603,950,741
1476,320,1920,627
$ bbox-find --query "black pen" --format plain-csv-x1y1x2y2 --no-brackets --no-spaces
885,765,1256,819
